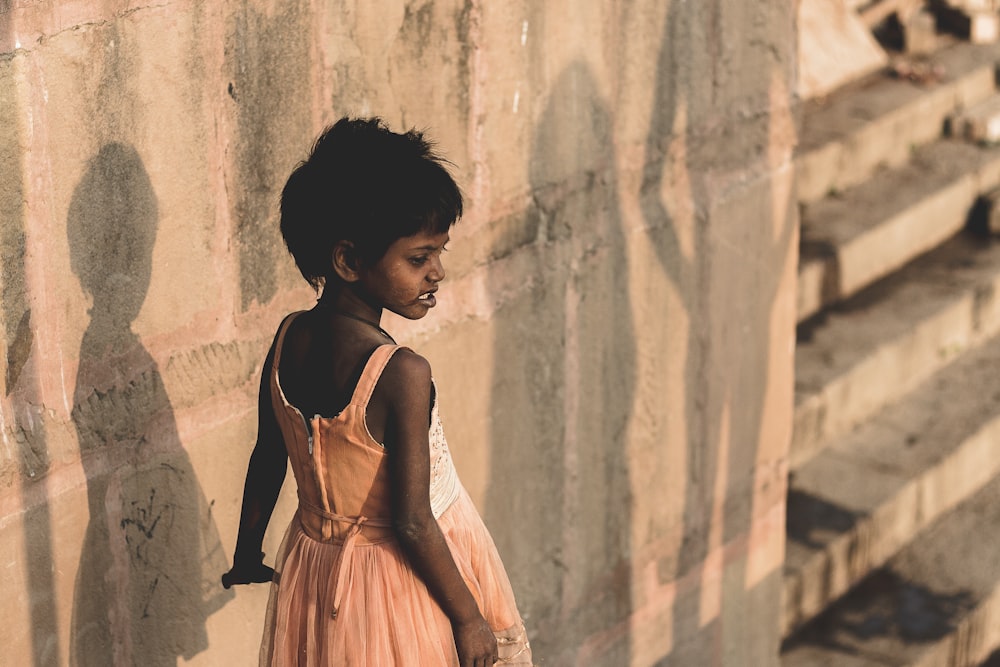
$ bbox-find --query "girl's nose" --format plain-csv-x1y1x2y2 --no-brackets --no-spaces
429,254,445,283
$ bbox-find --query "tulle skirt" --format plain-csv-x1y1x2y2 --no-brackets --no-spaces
260,488,532,666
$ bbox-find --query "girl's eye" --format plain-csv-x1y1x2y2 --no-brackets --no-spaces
409,256,428,267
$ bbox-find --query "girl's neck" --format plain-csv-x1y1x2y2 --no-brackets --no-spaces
316,305,396,344
316,284,384,327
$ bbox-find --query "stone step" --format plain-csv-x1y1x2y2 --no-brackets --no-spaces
798,139,1000,322
783,331,1000,638
796,39,1000,206
793,233,1000,469
781,465,1000,667
953,93,1000,143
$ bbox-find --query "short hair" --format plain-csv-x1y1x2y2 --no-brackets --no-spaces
280,117,464,290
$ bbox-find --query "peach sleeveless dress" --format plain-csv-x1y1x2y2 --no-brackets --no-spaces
260,313,532,666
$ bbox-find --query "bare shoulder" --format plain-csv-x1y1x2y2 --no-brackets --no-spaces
382,348,431,388
377,348,432,408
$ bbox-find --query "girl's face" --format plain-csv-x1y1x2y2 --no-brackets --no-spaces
358,229,449,320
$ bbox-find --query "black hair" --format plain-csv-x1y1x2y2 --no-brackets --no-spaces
280,117,464,290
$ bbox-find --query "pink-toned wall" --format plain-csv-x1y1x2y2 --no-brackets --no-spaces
0,1,797,665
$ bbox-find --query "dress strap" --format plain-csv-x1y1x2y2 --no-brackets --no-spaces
271,311,305,370
349,344,405,408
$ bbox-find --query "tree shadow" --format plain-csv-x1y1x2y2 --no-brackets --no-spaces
785,488,859,550
67,143,230,666
641,2,796,664
484,62,636,664
781,568,974,657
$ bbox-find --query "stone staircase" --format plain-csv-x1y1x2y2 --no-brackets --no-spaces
781,40,1000,667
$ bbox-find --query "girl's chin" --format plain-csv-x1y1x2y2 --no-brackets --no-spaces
396,298,437,319
389,307,431,321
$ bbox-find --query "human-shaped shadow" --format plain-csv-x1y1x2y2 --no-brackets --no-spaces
485,62,636,663
67,143,231,666
641,3,796,664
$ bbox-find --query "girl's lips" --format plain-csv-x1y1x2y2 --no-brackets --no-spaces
418,292,437,307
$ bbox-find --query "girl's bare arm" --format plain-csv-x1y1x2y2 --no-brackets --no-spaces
381,350,498,667
223,341,288,588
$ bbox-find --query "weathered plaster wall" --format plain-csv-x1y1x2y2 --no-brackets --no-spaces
0,1,797,665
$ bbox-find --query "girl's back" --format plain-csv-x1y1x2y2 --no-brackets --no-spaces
277,309,396,444
269,311,398,541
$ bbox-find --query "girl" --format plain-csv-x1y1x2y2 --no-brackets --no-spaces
222,117,533,667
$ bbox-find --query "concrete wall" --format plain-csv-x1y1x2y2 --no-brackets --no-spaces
0,1,797,665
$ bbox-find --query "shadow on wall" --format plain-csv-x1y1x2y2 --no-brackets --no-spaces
642,2,794,665
66,144,231,666
485,62,636,664
1,16,62,665
781,568,975,656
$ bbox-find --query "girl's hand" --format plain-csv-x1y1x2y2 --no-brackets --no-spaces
221,552,275,589
453,616,498,667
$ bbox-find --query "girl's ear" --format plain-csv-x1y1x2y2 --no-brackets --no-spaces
331,241,361,282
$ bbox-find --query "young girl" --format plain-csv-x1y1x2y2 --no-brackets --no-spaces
222,117,533,666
